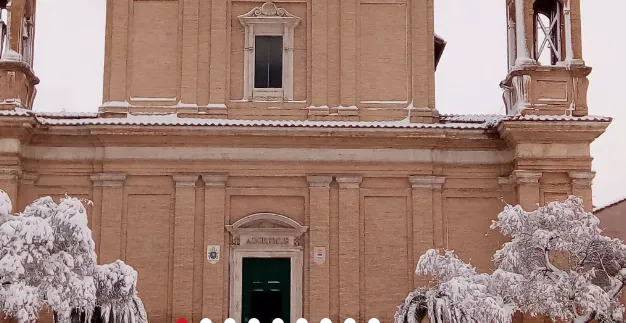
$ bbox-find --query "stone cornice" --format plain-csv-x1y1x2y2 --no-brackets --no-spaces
335,175,362,189
20,172,38,185
497,120,610,146
409,175,446,189
306,175,333,188
201,173,228,187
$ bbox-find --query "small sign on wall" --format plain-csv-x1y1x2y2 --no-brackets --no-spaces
314,247,326,265
207,245,220,264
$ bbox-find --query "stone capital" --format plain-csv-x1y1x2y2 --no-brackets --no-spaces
0,172,20,182
90,173,126,187
335,175,363,189
568,171,595,187
20,173,39,185
172,174,199,188
306,175,333,188
409,175,446,189
201,173,229,187
498,176,514,191
510,170,542,185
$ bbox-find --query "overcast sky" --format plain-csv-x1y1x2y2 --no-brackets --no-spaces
32,1,625,208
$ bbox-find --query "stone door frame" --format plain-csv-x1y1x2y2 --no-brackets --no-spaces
227,213,308,323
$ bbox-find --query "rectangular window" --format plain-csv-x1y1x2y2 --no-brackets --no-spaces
254,36,283,89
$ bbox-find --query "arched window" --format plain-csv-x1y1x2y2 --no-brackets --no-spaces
0,0,8,57
20,0,34,65
21,15,32,64
533,0,563,65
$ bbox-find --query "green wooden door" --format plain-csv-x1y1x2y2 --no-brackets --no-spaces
242,258,291,323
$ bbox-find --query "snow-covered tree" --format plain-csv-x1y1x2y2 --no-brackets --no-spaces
0,189,148,323
491,196,626,323
395,249,518,323
396,196,626,323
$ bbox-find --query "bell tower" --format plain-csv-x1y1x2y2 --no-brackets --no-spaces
500,0,589,116
0,0,39,110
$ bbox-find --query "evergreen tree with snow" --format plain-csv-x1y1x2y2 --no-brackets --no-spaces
0,189,148,323
396,196,626,323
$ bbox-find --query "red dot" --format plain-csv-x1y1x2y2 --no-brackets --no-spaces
176,318,188,323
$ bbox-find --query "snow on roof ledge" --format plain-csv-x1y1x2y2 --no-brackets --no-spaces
34,114,492,129
1,109,611,129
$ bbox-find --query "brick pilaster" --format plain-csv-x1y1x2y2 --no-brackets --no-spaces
0,169,20,206
336,175,362,321
569,171,595,211
201,173,228,322
18,173,38,211
510,170,542,211
307,175,333,322
92,173,126,264
172,174,199,323
509,171,547,323
409,175,445,287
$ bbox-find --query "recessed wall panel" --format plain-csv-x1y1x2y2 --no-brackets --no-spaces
130,1,179,99
126,194,172,322
364,196,409,322
359,3,408,102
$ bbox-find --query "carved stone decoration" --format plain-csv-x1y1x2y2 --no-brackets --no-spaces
244,2,297,18
226,212,308,248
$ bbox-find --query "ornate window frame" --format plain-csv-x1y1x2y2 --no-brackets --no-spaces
238,2,300,102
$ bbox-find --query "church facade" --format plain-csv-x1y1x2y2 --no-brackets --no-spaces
0,0,613,322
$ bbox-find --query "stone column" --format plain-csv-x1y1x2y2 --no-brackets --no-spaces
336,175,362,321
94,173,126,264
201,173,228,322
514,0,533,65
172,174,199,323
511,170,542,211
307,175,333,322
569,171,595,211
409,176,445,287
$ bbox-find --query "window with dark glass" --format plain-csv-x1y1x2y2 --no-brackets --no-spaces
254,36,283,89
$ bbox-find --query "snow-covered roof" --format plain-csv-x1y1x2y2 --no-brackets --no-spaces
593,196,626,213
0,109,612,130
34,114,491,129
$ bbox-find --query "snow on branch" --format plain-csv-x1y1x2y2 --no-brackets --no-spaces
0,189,148,323
397,196,626,323
491,196,626,322
396,249,517,323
